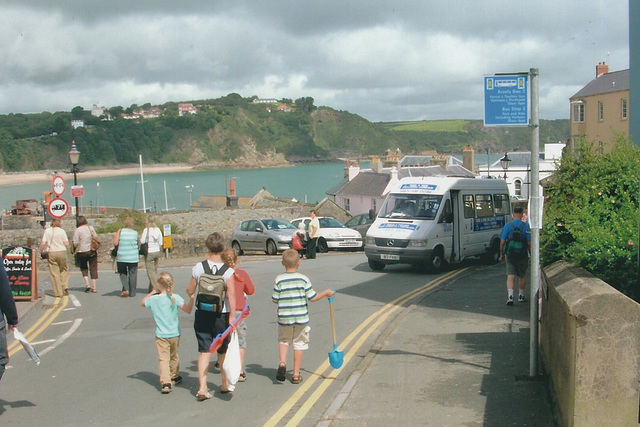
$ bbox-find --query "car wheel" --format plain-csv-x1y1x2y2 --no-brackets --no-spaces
427,247,445,273
232,241,243,256
318,238,329,253
265,240,277,255
368,258,385,271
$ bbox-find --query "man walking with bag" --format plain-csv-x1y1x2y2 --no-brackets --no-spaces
499,206,531,306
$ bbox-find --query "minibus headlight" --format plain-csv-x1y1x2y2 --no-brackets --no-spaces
408,240,428,247
365,236,376,245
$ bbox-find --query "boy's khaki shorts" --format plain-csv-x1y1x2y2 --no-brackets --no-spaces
278,324,311,351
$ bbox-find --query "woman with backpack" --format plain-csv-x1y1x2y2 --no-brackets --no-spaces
499,205,531,306
185,232,237,400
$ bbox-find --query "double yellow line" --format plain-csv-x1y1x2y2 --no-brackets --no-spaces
264,267,471,427
8,296,69,357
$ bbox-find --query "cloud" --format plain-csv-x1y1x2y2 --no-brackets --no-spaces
0,1,629,121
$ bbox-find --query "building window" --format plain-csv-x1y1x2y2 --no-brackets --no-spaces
514,180,522,197
622,98,628,120
344,198,350,211
572,103,585,123
598,101,604,121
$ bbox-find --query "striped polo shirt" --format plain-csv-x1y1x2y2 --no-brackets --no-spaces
272,272,317,326
117,228,139,263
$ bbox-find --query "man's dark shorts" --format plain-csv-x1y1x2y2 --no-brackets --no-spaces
194,311,230,354
506,257,529,278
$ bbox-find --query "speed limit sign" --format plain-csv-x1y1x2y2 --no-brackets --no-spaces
52,175,66,197
48,198,69,219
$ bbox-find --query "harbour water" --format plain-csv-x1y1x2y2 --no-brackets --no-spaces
0,163,355,213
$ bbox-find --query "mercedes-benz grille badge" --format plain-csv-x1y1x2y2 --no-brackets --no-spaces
387,239,395,246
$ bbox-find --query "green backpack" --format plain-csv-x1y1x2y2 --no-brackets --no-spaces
504,222,528,260
196,262,229,313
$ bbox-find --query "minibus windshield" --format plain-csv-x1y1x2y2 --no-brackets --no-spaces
379,194,443,220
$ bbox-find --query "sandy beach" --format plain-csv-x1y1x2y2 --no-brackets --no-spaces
0,164,194,187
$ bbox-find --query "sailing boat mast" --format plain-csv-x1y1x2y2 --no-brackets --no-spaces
139,155,147,212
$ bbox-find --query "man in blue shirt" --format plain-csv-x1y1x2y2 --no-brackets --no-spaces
499,206,531,305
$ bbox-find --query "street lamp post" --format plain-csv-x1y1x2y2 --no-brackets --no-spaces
185,185,194,209
69,141,81,219
500,152,511,181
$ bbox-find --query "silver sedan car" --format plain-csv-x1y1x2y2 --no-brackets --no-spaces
231,218,297,255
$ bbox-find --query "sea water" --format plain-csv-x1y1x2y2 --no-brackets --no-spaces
0,163,357,213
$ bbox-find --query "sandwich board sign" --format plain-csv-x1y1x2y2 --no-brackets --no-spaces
483,74,529,126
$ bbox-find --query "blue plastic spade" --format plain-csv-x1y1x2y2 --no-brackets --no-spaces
327,296,344,369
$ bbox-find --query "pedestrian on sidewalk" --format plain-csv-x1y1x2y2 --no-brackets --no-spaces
272,249,334,384
221,248,255,382
499,205,531,305
113,217,139,297
141,216,163,293
72,216,99,293
0,263,18,382
142,272,194,394
306,209,320,259
186,232,237,400
40,218,70,297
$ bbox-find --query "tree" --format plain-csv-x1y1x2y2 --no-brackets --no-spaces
71,106,85,119
294,97,316,113
541,135,639,299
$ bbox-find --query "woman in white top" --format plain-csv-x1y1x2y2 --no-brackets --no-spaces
140,216,163,292
40,219,70,297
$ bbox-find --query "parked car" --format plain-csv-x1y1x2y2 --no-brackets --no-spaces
231,218,297,255
344,213,375,237
290,217,363,252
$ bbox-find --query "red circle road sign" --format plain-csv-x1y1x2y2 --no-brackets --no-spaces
48,198,69,219
51,175,66,197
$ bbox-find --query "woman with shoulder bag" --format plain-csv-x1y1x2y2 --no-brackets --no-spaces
140,216,163,293
40,219,70,297
72,215,99,293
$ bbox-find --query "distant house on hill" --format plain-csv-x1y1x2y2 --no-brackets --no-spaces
71,119,84,129
253,98,278,104
178,103,197,116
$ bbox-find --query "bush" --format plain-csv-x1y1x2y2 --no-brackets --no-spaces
541,135,639,299
95,210,182,235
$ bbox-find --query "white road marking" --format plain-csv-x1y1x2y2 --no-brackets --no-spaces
38,318,83,357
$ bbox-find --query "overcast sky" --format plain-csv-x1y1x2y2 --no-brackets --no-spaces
0,1,629,122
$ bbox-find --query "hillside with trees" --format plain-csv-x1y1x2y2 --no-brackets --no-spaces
0,93,569,172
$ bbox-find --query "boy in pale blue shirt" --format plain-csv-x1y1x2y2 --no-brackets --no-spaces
142,272,194,393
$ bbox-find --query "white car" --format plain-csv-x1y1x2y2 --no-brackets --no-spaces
290,217,363,252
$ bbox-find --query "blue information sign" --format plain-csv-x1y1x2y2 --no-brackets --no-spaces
483,74,529,126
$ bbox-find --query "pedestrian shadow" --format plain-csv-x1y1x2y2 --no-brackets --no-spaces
0,398,36,415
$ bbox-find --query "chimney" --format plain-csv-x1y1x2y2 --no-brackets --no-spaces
348,161,360,181
596,62,609,78
370,156,383,173
462,146,475,173
431,154,447,168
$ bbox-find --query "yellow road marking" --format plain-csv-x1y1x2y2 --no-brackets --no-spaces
8,296,69,357
265,267,470,427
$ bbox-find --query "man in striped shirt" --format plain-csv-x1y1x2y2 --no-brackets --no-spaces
272,249,334,384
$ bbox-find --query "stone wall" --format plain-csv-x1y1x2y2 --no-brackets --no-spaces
541,261,640,427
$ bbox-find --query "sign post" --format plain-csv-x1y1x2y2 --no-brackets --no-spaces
484,74,529,126
48,198,70,219
163,224,172,258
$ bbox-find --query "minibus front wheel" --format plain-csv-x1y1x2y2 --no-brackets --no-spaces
427,247,445,273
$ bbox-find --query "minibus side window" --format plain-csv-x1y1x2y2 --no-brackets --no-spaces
463,195,475,218
475,194,494,218
493,194,511,216
439,199,453,223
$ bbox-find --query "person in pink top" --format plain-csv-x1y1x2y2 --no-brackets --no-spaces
221,248,255,382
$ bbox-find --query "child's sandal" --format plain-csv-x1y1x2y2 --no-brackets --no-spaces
292,374,303,384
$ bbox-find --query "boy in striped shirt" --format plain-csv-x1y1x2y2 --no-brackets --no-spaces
272,249,334,384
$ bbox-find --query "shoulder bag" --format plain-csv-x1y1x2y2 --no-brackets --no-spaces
90,226,101,252
139,227,149,256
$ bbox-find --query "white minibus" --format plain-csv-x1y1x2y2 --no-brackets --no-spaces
364,176,511,272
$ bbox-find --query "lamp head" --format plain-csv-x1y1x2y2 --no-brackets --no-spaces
69,141,81,165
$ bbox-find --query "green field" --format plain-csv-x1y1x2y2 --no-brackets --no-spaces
383,120,471,132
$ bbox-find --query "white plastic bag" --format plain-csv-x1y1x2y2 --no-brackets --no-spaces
13,329,40,366
223,331,241,385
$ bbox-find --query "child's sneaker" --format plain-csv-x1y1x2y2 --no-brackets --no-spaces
506,295,514,306
161,383,172,394
214,361,220,370
518,294,528,303
172,375,182,385
276,364,286,382
238,372,246,382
